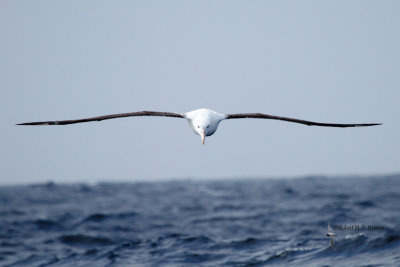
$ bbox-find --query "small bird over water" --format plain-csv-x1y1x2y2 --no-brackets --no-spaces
17,108,381,145
326,223,337,249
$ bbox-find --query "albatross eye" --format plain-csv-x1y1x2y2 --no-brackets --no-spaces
197,125,200,128
207,125,210,128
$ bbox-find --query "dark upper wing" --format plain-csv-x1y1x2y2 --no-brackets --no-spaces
225,113,381,128
17,111,185,125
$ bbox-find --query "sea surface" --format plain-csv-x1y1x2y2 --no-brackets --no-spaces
0,175,399,266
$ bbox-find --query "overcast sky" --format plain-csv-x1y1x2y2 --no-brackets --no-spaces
1,1,399,184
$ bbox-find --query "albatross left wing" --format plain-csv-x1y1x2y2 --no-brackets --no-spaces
225,113,381,128
17,111,185,125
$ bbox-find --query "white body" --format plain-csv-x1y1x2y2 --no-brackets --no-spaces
184,109,226,144
327,223,336,248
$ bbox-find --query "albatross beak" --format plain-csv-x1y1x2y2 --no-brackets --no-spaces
200,129,206,145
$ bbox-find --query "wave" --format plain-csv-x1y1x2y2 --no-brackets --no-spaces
1,175,399,266
59,234,115,247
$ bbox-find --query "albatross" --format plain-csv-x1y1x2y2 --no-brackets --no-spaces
17,108,381,145
326,223,337,249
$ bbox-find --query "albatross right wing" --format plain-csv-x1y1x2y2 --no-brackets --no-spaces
225,113,381,128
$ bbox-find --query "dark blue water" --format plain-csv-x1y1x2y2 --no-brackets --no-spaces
1,175,399,266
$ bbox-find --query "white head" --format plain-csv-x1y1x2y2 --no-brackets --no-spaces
185,109,226,145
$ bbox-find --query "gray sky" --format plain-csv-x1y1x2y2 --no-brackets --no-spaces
1,1,399,184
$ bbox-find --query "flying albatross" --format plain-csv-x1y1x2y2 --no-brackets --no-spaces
17,108,381,145
326,223,337,249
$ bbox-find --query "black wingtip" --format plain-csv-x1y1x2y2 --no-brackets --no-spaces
16,122,51,126
353,123,382,127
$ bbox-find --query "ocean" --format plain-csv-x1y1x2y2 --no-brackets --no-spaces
1,175,399,266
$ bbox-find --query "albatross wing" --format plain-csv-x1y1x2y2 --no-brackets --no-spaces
17,111,185,125
225,113,381,128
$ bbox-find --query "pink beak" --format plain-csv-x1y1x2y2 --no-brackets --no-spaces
200,129,206,145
